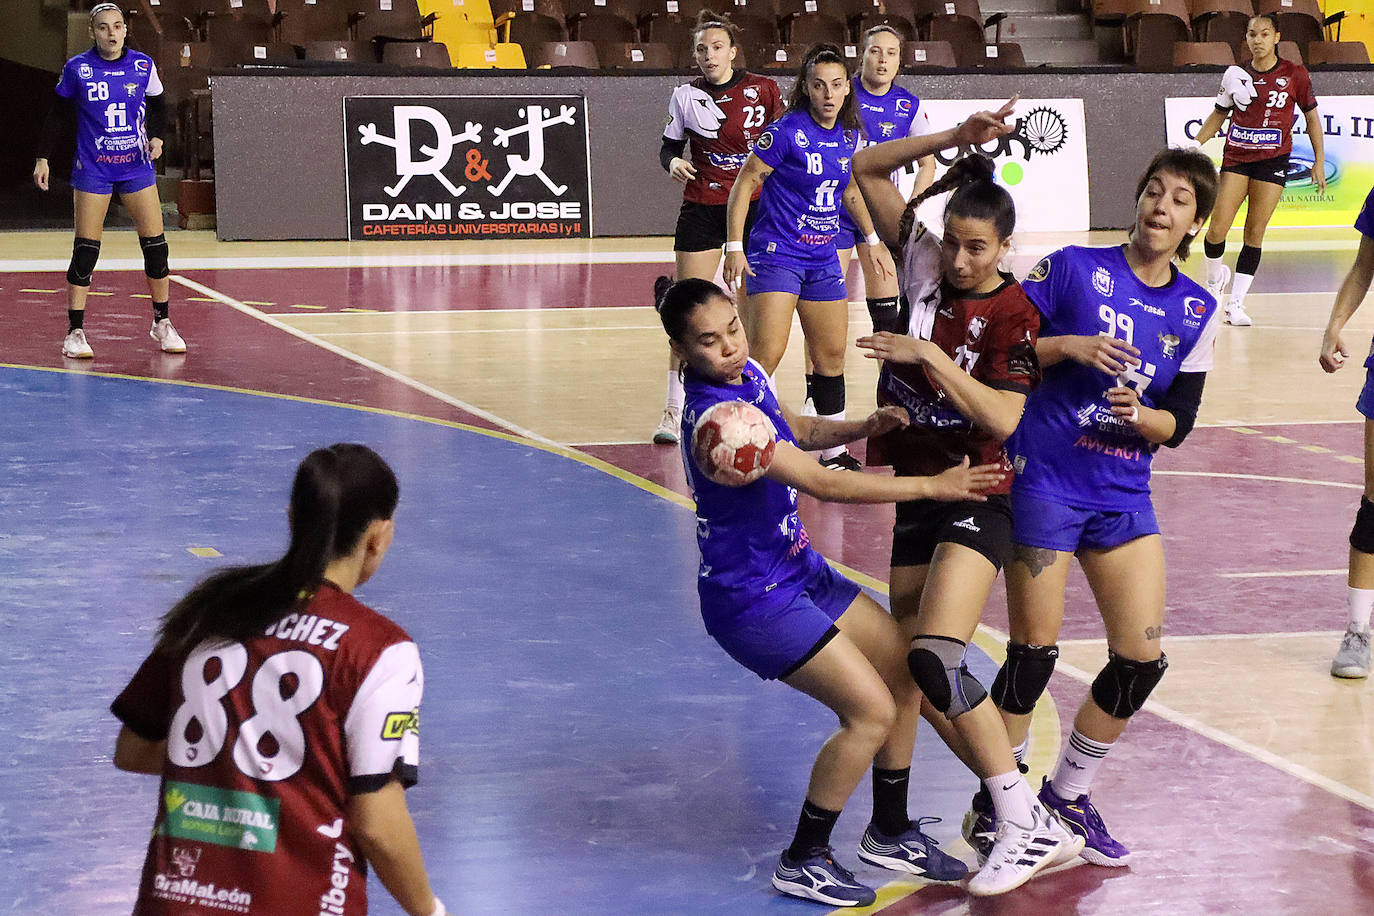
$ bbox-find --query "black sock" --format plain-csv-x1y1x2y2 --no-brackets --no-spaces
805,373,816,405
153,301,169,323
871,766,911,836
1203,238,1225,260
787,799,841,860
68,309,85,332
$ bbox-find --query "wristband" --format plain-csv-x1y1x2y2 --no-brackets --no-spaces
427,897,445,916
1126,406,1139,423
724,241,744,253
863,232,881,247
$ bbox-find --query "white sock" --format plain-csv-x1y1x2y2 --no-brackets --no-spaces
1011,738,1029,767
1228,272,1255,310
1348,587,1374,632
1049,729,1113,800
818,410,845,460
1204,255,1227,290
665,370,684,412
984,771,1037,829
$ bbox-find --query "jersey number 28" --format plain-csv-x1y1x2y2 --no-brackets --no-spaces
167,643,325,782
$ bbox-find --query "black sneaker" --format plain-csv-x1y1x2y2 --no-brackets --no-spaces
819,451,862,471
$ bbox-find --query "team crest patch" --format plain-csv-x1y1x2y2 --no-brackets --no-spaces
78,63,93,79
967,316,987,343
1158,333,1180,359
135,58,149,72
1183,296,1208,318
1027,257,1050,282
125,82,139,96
896,98,911,113
794,129,809,148
757,130,773,151
1276,76,1289,89
744,85,759,102
1092,265,1114,298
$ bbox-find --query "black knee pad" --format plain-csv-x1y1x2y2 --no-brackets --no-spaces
908,635,987,720
67,237,100,287
1350,497,1374,554
1090,650,1168,719
990,642,1059,715
1203,238,1224,260
139,233,170,280
866,296,902,333
810,372,845,417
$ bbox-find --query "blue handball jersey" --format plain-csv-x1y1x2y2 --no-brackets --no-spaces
680,359,818,622
1009,245,1219,512
852,79,931,149
55,47,163,179
749,109,859,265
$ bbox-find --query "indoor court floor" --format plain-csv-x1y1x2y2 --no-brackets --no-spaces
1,226,1372,915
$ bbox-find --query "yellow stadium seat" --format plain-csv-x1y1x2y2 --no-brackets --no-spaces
453,42,499,68
491,42,526,68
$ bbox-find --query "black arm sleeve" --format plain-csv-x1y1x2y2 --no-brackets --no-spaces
660,135,687,173
1158,371,1206,449
145,93,166,140
38,91,73,161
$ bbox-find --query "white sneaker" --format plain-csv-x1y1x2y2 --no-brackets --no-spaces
61,328,94,359
801,396,817,418
966,804,1084,897
150,318,187,353
1331,625,1371,679
1224,303,1252,327
652,405,680,445
1206,264,1230,302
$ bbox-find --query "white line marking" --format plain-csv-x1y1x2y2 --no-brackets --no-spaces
0,250,675,272
286,305,651,317
1197,419,1364,428
1153,470,1362,489
315,325,659,337
979,621,1374,813
1056,631,1345,645
168,275,563,447
1217,569,1348,579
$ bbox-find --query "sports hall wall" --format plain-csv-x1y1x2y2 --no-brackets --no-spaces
216,68,1374,239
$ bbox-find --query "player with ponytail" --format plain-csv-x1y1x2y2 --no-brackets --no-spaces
112,445,451,916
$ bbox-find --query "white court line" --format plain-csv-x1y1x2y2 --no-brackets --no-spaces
1057,630,1345,645
168,275,563,448
980,620,1374,813
0,250,676,272
1153,469,1362,489
1217,569,1348,579
1198,419,1363,428
316,325,659,337
287,305,651,316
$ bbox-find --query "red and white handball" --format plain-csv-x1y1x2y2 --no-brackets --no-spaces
691,400,777,487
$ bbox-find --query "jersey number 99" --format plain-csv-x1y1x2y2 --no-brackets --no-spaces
167,643,326,782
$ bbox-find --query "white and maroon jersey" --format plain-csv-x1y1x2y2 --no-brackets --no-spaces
112,583,423,916
664,71,783,205
1214,59,1316,165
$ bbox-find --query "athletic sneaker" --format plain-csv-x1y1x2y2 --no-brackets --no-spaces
150,318,187,353
1331,625,1371,679
819,450,862,472
961,791,997,867
772,846,876,907
966,803,1084,897
857,817,969,881
652,405,681,445
1224,302,1252,327
1206,263,1230,302
801,396,817,417
1037,777,1130,867
61,328,94,359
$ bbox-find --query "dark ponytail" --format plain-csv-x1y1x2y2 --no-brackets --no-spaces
786,44,860,133
156,443,399,657
657,276,732,343
897,154,1013,247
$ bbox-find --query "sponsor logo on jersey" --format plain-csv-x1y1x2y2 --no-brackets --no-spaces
124,82,139,96
1027,257,1050,283
838,157,850,171
1183,296,1208,328
1092,265,1114,298
879,121,895,138
381,709,420,740
967,316,987,343
1159,332,1180,359
744,85,759,102
171,846,202,878
78,63,93,79
136,58,149,72
794,129,810,148
151,874,252,913
952,517,981,532
1229,125,1282,147
706,150,749,171
1128,296,1165,316
1076,403,1097,428
1276,76,1289,89
1013,454,1027,473
1073,434,1142,461
319,842,356,916
896,98,912,114
162,781,281,853
756,130,773,151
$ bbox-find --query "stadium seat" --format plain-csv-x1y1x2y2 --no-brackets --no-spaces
490,0,567,19
303,39,373,61
915,0,1008,63
1190,0,1255,63
1171,39,1235,65
955,40,1026,66
528,38,600,66
595,40,675,68
567,11,638,41
380,39,452,66
450,40,526,67
785,12,848,45
1306,40,1370,64
1125,0,1192,71
902,39,957,67
1275,37,1303,62
756,42,808,69
1255,0,1325,55
499,12,569,47
854,11,919,42
564,0,641,20
276,0,354,44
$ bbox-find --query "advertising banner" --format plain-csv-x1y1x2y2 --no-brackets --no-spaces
343,95,592,240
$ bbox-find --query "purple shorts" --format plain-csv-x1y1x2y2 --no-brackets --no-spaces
70,166,157,196
1012,490,1160,552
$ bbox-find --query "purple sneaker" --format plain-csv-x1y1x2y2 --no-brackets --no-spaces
961,791,996,867
1037,777,1131,867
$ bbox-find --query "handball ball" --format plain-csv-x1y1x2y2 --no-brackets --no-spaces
691,400,777,487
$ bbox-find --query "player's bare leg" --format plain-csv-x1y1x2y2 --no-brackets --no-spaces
124,183,184,353
61,190,113,358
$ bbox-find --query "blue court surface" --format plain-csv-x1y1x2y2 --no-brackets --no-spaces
0,366,988,916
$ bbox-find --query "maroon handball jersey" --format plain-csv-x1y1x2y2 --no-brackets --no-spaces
112,583,423,916
868,225,1041,492
664,71,783,205
1214,60,1317,166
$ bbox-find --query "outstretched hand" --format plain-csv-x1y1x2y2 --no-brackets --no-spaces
951,97,1018,149
928,456,1005,502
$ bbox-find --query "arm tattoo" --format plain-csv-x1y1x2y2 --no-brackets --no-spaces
1012,544,1059,578
1145,625,1163,641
